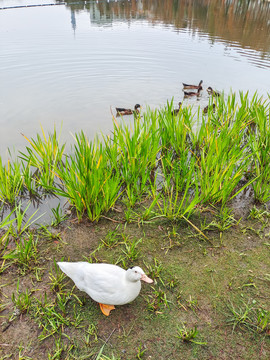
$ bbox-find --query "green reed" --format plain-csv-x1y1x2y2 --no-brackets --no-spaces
53,132,122,221
1,91,269,223
157,165,201,222
247,97,270,203
106,111,160,207
0,156,23,205
19,127,65,190
194,94,252,205
158,102,195,193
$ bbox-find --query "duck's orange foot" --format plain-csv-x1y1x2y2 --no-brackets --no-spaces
99,303,115,316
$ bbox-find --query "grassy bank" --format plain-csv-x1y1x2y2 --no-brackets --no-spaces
0,92,270,359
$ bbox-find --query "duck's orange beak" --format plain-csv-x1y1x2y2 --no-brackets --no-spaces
141,274,153,283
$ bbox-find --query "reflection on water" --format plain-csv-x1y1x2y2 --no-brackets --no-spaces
65,0,270,56
0,0,270,161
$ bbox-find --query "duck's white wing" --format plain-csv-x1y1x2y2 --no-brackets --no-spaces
81,263,125,300
58,262,126,304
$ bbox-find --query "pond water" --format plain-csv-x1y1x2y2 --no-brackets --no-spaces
0,0,270,161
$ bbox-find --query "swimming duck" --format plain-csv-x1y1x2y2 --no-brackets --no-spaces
207,87,220,97
57,262,153,316
203,104,216,114
182,80,203,89
183,86,202,98
116,104,141,116
171,102,182,115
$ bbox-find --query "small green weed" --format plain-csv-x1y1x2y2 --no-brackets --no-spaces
121,237,142,262
83,323,99,345
136,343,146,359
39,224,62,242
145,287,169,314
49,259,67,292
47,335,74,360
101,225,122,248
176,323,207,345
226,299,257,333
51,203,68,226
3,232,39,273
256,308,270,334
249,206,270,223
31,292,83,341
10,280,33,320
144,258,163,280
11,201,44,237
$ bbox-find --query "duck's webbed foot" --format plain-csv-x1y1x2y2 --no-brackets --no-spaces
99,303,115,316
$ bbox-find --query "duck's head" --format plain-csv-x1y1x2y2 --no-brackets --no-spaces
134,104,141,111
127,266,153,283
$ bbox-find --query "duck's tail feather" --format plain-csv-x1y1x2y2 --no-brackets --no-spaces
57,261,79,280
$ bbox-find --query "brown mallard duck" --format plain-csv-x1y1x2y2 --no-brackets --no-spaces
171,102,182,115
182,80,203,89
207,87,220,97
116,104,141,116
183,86,202,98
203,104,216,114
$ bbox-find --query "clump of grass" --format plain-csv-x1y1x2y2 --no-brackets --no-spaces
101,225,122,248
248,205,270,223
176,323,207,345
226,299,270,334
38,224,62,242
136,344,146,359
51,203,68,226
121,237,142,262
145,287,169,314
0,207,17,254
256,308,270,334
11,280,33,318
47,336,73,360
144,258,163,281
83,323,99,345
31,292,83,340
49,259,67,292
3,232,39,274
201,206,239,237
11,201,44,237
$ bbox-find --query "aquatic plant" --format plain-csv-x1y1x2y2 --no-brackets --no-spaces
247,98,270,203
0,91,269,225
52,132,122,221
106,109,160,207
194,94,253,205
19,127,65,190
0,156,23,205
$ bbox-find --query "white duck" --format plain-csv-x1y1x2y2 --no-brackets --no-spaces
57,262,153,316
